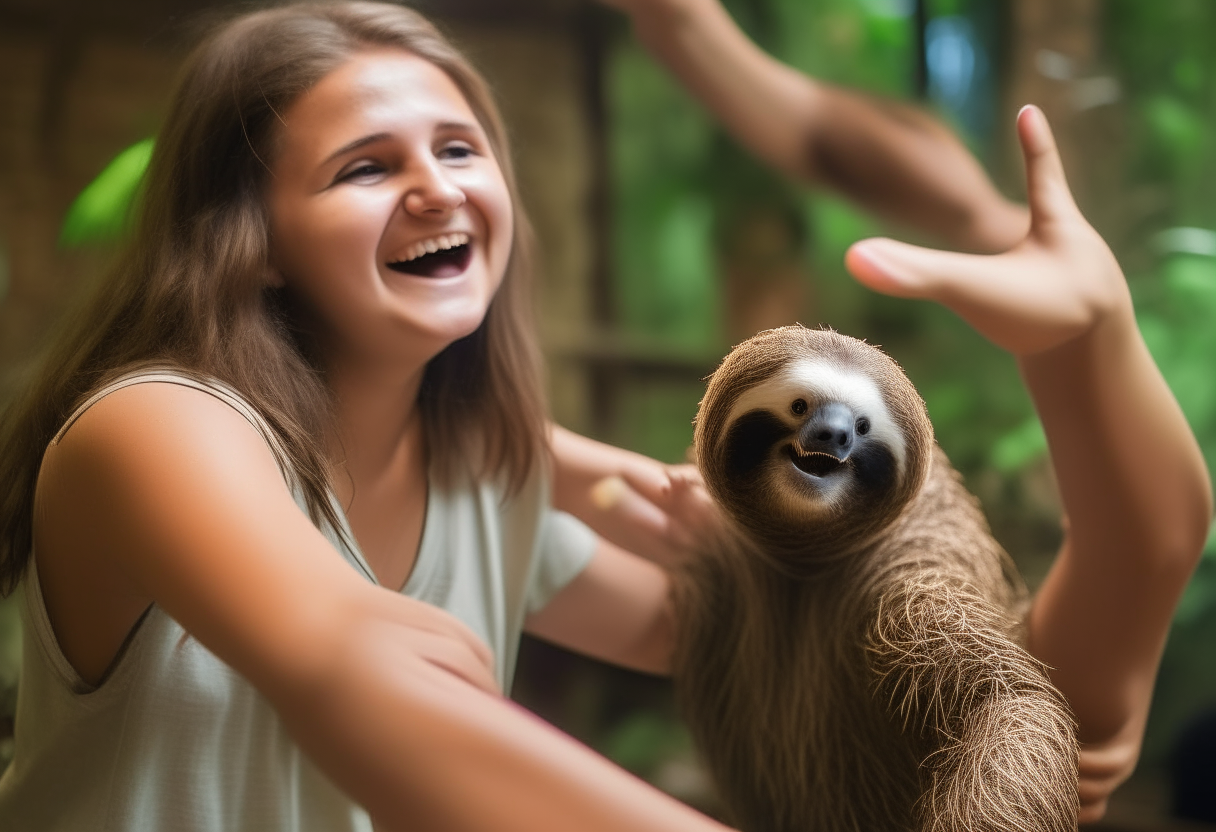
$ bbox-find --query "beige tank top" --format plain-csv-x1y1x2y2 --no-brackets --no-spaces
0,369,597,831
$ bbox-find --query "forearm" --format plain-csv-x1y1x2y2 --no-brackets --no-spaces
526,539,677,676
805,88,1028,252
282,620,718,832
619,0,1026,252
623,0,821,182
1022,306,1213,744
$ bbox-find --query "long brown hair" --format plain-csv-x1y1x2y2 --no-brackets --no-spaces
0,1,548,595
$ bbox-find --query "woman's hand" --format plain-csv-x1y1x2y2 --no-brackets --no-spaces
845,105,1128,357
550,426,723,570
588,463,722,570
363,591,500,696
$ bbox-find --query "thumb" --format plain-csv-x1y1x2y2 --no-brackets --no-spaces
845,237,994,303
1016,105,1079,230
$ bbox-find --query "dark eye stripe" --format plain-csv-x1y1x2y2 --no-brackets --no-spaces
722,410,792,482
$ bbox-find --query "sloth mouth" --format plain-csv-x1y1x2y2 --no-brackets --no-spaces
787,445,848,478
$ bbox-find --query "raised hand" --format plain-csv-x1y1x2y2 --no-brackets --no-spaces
845,106,1130,357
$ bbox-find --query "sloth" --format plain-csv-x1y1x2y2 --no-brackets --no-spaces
674,325,1078,832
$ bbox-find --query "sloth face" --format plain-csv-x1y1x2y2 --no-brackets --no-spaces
695,327,933,565
721,358,906,518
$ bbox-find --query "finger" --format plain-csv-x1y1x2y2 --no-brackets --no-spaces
1076,799,1108,826
415,632,501,696
1016,105,1079,228
403,597,496,671
846,237,995,302
590,475,671,539
662,466,719,530
618,468,706,547
664,463,702,489
617,465,675,510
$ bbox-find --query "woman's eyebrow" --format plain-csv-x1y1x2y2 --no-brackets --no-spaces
435,119,480,133
320,120,480,167
323,132,392,165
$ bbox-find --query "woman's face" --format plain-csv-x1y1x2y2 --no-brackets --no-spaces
268,49,514,370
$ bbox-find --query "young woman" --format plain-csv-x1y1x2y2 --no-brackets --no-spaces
0,4,704,830
0,2,1208,831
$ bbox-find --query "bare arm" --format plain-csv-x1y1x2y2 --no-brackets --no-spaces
845,106,1214,820
599,0,1028,253
526,538,676,675
1019,314,1210,818
38,384,731,832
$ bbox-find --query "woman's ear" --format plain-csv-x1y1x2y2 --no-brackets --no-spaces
265,265,286,289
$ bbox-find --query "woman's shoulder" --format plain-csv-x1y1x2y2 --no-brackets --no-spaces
50,364,295,483
40,374,289,515
39,380,287,542
33,373,302,685
55,368,260,444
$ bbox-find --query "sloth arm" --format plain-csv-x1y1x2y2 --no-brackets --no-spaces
869,578,1078,832
595,0,1027,253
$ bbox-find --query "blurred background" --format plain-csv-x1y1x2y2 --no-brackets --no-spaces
0,0,1214,826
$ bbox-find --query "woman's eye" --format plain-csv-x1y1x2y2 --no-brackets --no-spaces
438,143,476,162
339,163,386,183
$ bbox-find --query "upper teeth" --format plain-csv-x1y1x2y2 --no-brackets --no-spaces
396,232,469,263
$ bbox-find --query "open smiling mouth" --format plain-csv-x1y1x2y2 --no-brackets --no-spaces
387,242,472,278
787,445,848,477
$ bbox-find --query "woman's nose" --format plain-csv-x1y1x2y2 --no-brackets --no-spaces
402,158,465,216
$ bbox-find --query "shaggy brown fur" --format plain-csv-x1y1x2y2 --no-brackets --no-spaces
675,326,1078,832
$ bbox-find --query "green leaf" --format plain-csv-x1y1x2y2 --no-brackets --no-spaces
58,138,154,248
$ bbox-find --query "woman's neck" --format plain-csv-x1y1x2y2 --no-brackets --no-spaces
326,356,427,507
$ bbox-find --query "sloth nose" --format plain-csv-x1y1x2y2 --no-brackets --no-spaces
801,402,855,460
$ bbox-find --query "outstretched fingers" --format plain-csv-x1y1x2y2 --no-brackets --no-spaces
589,465,718,568
845,106,1120,356
397,595,500,695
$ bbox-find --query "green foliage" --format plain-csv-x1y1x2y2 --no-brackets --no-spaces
602,710,692,776
608,43,721,353
990,416,1047,474
59,138,154,248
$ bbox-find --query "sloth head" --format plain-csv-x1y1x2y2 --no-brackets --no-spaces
694,326,934,569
